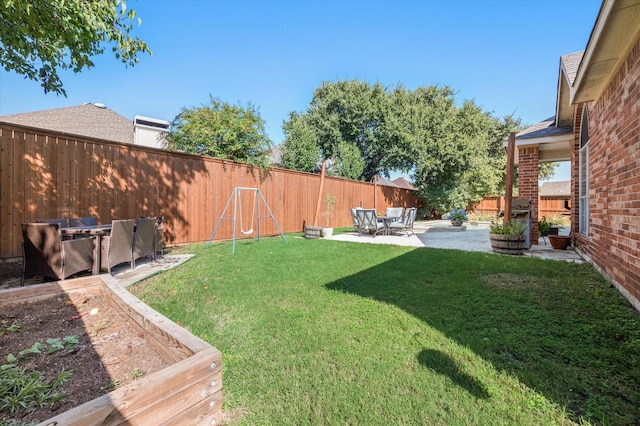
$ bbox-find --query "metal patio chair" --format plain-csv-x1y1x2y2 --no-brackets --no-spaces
355,209,385,237
388,207,417,236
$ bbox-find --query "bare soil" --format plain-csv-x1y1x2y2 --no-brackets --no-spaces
0,283,170,424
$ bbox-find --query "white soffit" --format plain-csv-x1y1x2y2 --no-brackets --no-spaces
571,0,640,104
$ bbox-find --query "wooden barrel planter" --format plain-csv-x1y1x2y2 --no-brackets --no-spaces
0,275,222,425
305,226,322,239
489,233,527,255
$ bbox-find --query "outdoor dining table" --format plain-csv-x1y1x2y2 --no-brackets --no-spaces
379,216,401,235
61,225,112,274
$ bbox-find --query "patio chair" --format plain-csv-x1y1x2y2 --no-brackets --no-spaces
350,208,362,231
388,207,417,236
21,223,97,286
133,217,156,265
37,218,68,228
155,216,165,257
101,219,135,274
385,207,404,223
69,216,98,227
355,209,385,237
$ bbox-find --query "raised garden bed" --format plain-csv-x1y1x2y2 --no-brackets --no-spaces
0,275,222,425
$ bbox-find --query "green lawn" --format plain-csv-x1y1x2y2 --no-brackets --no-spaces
130,232,640,425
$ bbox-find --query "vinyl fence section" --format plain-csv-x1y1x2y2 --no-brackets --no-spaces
0,123,420,260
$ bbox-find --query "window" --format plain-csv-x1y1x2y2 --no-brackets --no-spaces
579,108,589,236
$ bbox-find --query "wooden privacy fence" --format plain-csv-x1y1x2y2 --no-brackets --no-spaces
0,123,420,260
471,196,570,219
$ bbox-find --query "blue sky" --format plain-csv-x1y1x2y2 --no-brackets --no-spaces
0,0,602,181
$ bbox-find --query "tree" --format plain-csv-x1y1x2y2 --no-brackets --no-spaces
0,0,151,96
305,80,392,181
283,79,522,211
280,113,320,173
166,96,272,167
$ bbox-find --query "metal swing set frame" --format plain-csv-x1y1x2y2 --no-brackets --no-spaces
206,187,287,253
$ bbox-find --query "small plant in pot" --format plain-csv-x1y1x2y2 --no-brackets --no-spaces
539,216,551,236
321,194,336,238
446,209,468,226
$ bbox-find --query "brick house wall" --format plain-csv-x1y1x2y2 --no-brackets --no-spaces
518,146,540,243
574,37,640,308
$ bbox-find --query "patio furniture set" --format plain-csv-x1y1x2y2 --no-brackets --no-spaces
21,216,164,286
350,207,417,237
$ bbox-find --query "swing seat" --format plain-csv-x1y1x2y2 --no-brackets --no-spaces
240,228,254,235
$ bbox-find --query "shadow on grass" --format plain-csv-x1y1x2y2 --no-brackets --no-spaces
326,247,640,424
417,348,490,399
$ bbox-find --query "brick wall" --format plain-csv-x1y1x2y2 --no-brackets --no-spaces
518,146,540,243
576,37,640,308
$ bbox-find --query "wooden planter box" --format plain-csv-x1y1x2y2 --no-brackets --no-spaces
0,275,222,425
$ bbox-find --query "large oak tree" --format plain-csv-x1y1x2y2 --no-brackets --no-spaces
282,80,524,211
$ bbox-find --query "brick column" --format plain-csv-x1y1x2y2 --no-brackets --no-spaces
518,146,540,244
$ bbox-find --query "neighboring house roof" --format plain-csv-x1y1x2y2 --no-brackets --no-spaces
540,180,571,197
269,143,283,166
375,177,399,187
0,103,134,143
392,177,418,191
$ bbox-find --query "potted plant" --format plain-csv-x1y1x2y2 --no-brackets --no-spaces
489,220,527,255
538,216,551,236
321,194,336,238
446,209,468,226
548,234,571,250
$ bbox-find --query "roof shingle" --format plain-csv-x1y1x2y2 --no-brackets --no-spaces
0,103,134,143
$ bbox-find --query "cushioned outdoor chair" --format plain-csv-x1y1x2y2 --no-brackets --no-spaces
350,208,362,231
101,219,135,274
385,207,404,223
388,207,417,236
69,216,98,227
22,223,97,286
355,209,385,237
133,217,156,265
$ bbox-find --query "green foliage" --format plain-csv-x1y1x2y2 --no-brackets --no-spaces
322,194,337,227
538,216,551,233
280,113,320,172
132,239,640,425
283,80,520,212
490,220,526,235
166,95,272,167
546,213,570,226
0,0,151,96
0,320,20,337
538,162,559,181
445,209,468,222
0,336,78,424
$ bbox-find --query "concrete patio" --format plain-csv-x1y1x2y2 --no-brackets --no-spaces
328,220,584,263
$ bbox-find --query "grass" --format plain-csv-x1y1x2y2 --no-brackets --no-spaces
130,231,640,425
